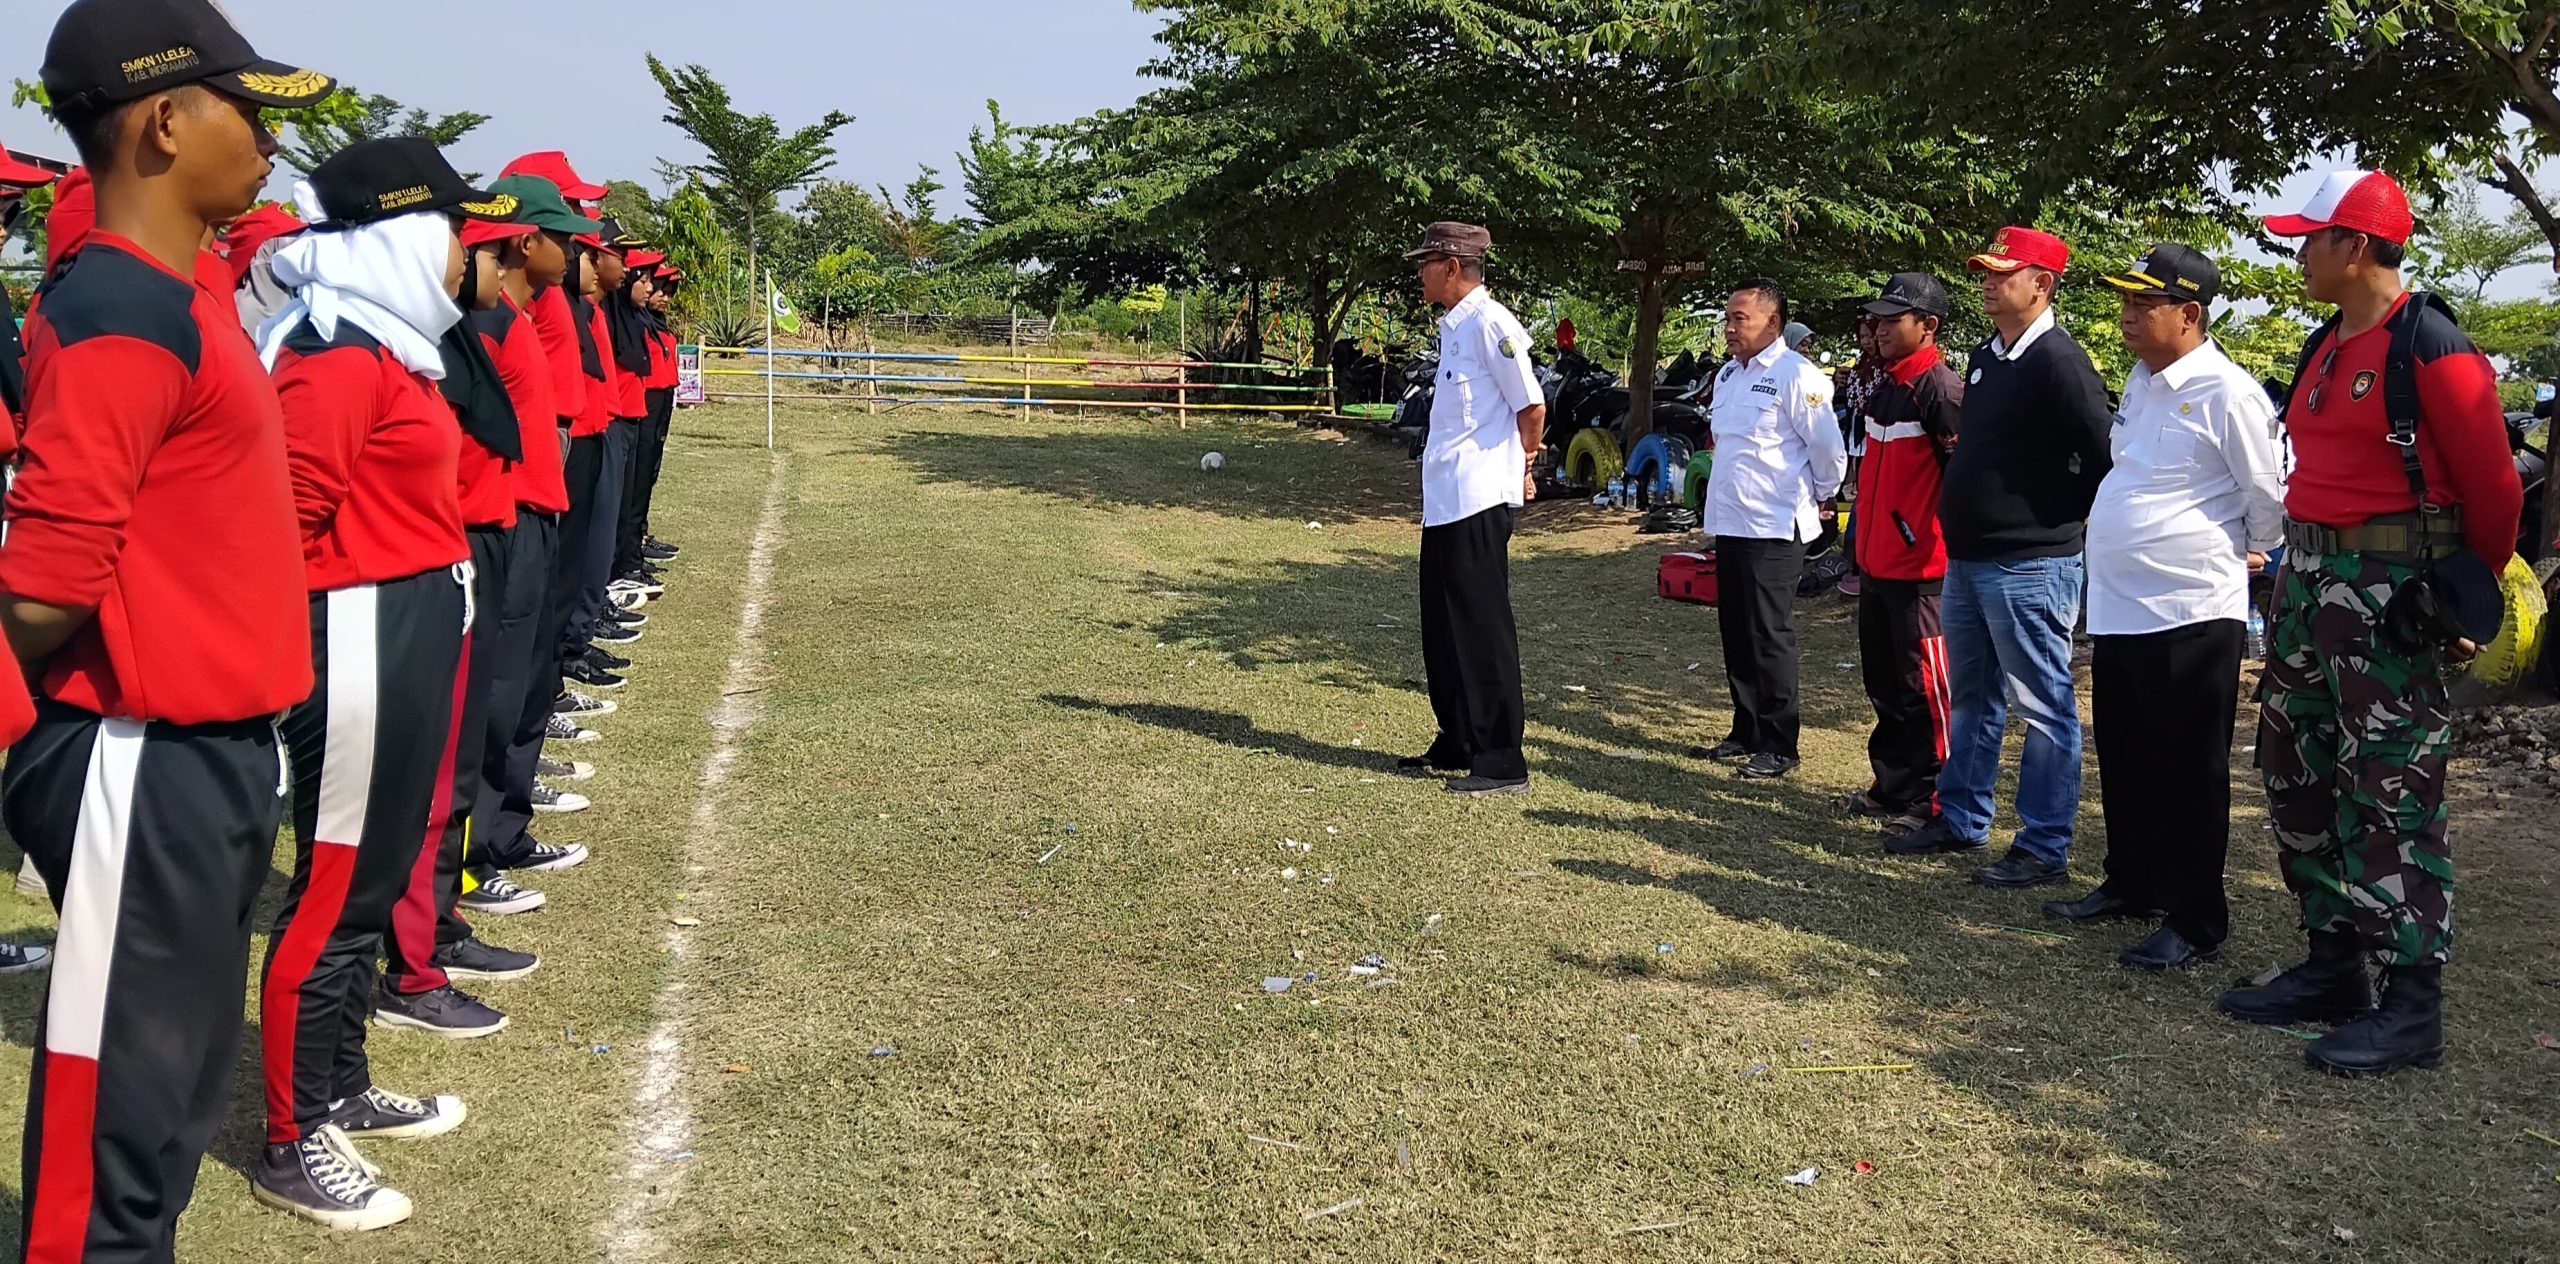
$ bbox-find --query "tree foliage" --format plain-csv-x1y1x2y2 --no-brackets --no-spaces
274,88,489,175
645,54,854,275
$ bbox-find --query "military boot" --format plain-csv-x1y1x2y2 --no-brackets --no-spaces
2305,965,2444,1077
2216,929,2373,1026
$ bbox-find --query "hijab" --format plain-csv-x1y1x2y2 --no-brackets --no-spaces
604,268,652,376
435,245,523,460
566,244,605,382
256,179,463,379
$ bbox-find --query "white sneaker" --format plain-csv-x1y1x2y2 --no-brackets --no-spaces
530,781,589,814
250,1125,412,1232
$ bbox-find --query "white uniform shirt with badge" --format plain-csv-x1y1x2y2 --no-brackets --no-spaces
1422,287,1543,528
2085,340,2287,635
1702,336,1845,542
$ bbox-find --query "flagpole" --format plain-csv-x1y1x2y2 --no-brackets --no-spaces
764,268,776,451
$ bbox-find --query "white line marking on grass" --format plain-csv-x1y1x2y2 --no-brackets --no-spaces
605,451,789,1262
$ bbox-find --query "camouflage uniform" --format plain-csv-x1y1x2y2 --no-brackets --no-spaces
2255,547,2455,967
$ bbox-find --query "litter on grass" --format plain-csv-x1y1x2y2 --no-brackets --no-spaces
2534,1032,2559,1051
1992,924,2074,942
1300,1196,1364,1223
670,1151,695,1162
1563,685,1589,693
1784,1167,1819,1187
1395,1141,1412,1170
722,1063,750,1074
1422,913,1445,934
1655,942,1675,955
1035,845,1064,865
1742,1063,1769,1079
590,1044,612,1055
670,916,702,928
1263,977,1295,994
2276,1028,2323,1042
868,1046,897,1059
1852,1160,1877,1175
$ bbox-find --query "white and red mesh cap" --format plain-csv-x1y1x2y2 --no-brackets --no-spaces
2263,170,2415,244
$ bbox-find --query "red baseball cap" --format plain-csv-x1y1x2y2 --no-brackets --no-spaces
219,204,307,286
45,166,93,270
625,248,666,270
0,142,57,189
498,150,608,202
2262,170,2415,245
1967,226,2070,275
461,218,540,248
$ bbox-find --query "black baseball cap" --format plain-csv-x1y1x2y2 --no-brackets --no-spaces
1862,272,1949,320
42,0,335,121
307,138,515,227
2101,243,2220,306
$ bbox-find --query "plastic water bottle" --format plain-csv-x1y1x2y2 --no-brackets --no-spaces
1606,476,1625,509
2246,605,2267,660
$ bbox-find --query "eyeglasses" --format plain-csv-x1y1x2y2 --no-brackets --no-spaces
2304,344,2340,415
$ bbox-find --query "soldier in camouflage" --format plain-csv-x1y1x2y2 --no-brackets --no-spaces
2225,172,2523,1076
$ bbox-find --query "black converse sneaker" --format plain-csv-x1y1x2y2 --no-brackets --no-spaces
458,875,546,915
372,982,510,1040
329,1086,466,1141
555,691,617,718
529,781,590,814
537,755,595,782
433,935,539,983
251,1124,413,1231
0,942,50,975
545,713,603,744
514,841,589,873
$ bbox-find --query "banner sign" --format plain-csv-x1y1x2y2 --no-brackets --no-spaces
676,343,704,405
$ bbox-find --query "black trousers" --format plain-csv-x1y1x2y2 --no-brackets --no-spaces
1716,535,1805,759
2093,619,2245,948
1858,578,1950,812
553,431,604,663
634,387,674,545
386,526,508,989
617,389,673,575
482,510,561,890
7,702,284,1263
1418,504,1527,781
263,567,465,1143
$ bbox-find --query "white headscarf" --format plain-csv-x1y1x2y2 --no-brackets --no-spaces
257,179,461,379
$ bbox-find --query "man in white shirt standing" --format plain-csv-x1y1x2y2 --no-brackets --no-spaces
2046,244,2286,969
1691,280,1845,779
1397,222,1548,797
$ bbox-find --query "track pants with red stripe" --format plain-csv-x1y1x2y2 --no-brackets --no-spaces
4,701,286,1263
385,527,509,992
1858,578,1951,814
261,567,465,1144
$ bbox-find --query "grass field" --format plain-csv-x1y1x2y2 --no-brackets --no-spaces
0,400,2552,1263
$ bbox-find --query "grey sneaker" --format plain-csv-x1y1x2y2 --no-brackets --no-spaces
513,841,589,873
545,713,603,744
372,982,510,1040
329,1086,466,1141
250,1125,412,1231
529,781,590,814
554,691,617,718
432,935,539,983
0,943,49,975
458,875,546,916
536,755,595,782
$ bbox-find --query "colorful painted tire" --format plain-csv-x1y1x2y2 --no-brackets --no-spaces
1563,428,1625,490
1682,454,1714,509
1624,434,1695,503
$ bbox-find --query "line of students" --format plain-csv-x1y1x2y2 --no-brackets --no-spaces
1,0,694,1252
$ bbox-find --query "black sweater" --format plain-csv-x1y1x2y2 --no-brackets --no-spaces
1939,321,2115,561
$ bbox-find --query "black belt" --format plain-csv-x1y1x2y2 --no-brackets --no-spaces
2286,510,2464,562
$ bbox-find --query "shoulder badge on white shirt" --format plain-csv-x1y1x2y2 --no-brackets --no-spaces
1498,336,1520,358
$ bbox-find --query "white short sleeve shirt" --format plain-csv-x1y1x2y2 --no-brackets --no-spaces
2086,341,2288,635
1422,287,1543,528
1702,339,1845,542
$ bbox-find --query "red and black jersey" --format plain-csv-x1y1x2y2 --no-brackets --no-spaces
1854,344,1964,583
3,232,313,724
526,285,588,427
270,323,469,591
2283,293,2523,568
643,328,678,390
477,296,568,514
577,298,618,435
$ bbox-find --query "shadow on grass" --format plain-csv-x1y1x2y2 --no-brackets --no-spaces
880,423,1414,524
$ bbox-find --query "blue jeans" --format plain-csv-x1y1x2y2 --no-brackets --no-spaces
1936,556,2084,864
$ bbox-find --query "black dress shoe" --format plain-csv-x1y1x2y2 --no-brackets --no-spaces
2043,888,2163,924
1688,739,1750,763
1445,775,1529,798
2118,926,2218,970
1971,848,2069,888
1883,816,1988,857
1734,752,1799,779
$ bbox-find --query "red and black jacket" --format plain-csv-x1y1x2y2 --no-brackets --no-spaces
3,232,312,723
477,296,569,514
1854,344,1964,584
270,323,469,592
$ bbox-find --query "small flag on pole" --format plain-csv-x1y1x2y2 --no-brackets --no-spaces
768,276,802,335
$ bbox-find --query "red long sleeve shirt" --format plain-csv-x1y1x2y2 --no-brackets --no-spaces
575,299,616,436
644,328,677,390
3,233,312,723
270,325,468,591
608,312,645,419
453,398,518,531
527,286,587,426
476,297,568,514
2283,293,2524,569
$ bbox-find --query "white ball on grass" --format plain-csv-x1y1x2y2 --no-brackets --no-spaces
1200,452,1226,472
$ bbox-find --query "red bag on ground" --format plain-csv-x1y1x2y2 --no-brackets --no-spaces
1658,551,1717,605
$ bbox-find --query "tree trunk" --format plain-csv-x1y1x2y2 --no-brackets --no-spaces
1624,270,1666,447
2489,153,2560,261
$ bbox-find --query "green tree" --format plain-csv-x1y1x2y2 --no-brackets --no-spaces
274,88,489,175
645,54,853,279
601,179,668,244
2407,185,2552,300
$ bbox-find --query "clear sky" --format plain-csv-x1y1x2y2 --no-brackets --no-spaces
4,0,1173,217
